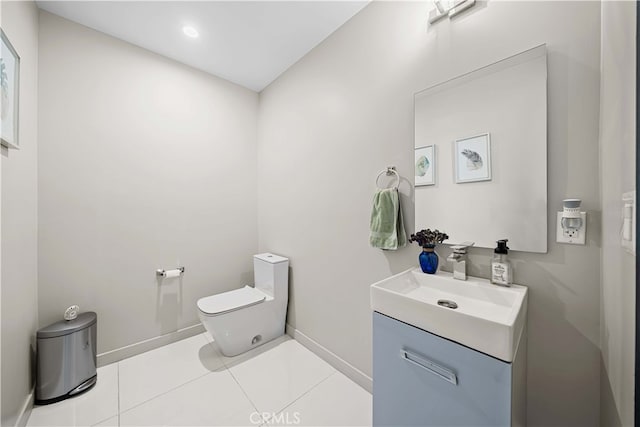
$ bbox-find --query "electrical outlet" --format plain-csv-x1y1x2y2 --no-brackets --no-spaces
556,212,586,245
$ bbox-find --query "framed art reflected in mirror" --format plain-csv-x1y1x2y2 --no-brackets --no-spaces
1,29,20,149
415,145,435,187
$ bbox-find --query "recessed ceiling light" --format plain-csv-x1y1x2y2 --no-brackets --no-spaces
182,26,199,38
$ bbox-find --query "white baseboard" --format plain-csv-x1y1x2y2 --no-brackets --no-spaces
97,323,205,367
286,324,372,393
15,389,34,427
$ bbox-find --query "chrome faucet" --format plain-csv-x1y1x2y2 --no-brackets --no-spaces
447,242,474,281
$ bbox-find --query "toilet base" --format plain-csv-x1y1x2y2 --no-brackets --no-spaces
213,328,284,357
199,299,286,357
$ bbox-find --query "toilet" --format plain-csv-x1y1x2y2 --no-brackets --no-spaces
197,253,289,357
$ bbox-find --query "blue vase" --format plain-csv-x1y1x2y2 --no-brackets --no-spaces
419,246,439,274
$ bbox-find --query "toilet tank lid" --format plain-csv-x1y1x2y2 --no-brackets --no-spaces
254,253,288,264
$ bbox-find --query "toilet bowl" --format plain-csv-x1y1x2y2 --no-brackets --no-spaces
197,253,289,357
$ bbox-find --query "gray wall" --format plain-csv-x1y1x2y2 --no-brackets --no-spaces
1,1,39,425
38,12,259,354
599,2,636,426
258,2,602,425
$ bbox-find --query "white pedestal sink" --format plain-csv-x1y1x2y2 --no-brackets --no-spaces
370,268,528,362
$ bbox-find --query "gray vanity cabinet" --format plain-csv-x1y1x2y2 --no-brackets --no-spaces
373,312,526,426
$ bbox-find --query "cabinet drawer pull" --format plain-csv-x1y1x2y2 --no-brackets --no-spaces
400,350,458,385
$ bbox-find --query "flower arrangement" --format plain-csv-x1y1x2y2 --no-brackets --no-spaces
409,229,449,248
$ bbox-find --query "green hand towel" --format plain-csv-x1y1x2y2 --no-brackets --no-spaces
369,188,407,250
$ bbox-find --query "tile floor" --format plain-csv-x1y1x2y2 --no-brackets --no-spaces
27,333,372,427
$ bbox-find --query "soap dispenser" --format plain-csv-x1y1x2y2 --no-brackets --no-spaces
491,239,513,286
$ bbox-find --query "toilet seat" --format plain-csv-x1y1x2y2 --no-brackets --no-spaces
197,286,266,316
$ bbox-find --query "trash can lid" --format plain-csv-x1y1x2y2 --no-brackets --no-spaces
37,312,97,339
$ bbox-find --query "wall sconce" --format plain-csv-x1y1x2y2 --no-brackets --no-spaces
429,0,476,25
556,198,587,245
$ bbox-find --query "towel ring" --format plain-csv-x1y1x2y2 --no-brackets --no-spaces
376,166,400,190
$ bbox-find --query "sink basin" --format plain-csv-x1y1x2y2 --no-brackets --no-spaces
370,268,527,362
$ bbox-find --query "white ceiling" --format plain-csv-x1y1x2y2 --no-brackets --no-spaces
36,1,369,92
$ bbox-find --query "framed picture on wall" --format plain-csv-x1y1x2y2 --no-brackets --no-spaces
415,145,435,186
1,29,20,149
454,133,491,183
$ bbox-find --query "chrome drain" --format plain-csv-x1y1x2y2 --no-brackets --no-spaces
251,335,262,345
437,299,458,309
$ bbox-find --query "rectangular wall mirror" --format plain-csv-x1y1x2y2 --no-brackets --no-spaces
414,45,548,253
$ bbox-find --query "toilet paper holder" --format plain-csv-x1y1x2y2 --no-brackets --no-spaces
156,267,185,277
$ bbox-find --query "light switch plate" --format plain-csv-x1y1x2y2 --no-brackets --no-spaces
622,191,636,255
556,212,587,245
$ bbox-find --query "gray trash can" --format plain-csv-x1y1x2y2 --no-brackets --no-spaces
36,312,97,404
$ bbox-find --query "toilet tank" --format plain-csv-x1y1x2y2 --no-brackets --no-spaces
253,253,289,298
